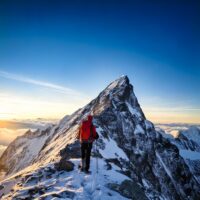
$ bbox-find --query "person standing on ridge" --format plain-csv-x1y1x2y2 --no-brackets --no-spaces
77,115,99,173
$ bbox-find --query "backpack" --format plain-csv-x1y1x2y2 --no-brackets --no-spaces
80,121,99,142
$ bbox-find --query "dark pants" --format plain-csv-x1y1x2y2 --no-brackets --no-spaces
81,142,92,171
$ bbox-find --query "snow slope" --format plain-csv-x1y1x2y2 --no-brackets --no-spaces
0,158,131,200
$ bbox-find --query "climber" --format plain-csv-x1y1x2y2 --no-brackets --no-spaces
77,115,99,173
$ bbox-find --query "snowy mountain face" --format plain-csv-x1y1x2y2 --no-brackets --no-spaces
175,126,200,152
0,125,56,175
162,126,200,186
0,76,200,200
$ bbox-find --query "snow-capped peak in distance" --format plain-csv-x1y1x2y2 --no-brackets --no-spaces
0,76,200,200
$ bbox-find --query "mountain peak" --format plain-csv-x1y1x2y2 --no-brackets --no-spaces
99,75,132,101
116,75,129,84
106,75,130,91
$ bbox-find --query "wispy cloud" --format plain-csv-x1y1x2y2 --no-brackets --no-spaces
0,70,83,96
0,70,92,119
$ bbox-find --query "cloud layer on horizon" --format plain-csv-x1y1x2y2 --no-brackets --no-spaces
0,119,55,147
155,123,200,137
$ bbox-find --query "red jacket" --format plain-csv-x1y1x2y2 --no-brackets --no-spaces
79,115,97,143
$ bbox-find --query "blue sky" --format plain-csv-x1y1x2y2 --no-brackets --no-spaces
0,0,200,123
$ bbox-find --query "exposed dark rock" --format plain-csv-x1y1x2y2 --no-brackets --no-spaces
27,185,47,196
55,160,74,172
52,193,62,198
108,180,148,200
50,190,75,199
105,158,122,169
60,140,81,160
105,162,112,170
24,173,43,184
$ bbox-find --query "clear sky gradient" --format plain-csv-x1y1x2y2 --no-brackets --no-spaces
0,0,200,123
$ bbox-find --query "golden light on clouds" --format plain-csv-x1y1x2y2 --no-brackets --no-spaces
144,107,200,123
0,128,27,145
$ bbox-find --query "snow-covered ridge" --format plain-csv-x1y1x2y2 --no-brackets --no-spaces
0,76,200,200
0,124,56,176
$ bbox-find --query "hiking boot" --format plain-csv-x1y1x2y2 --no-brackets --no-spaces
85,170,91,174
